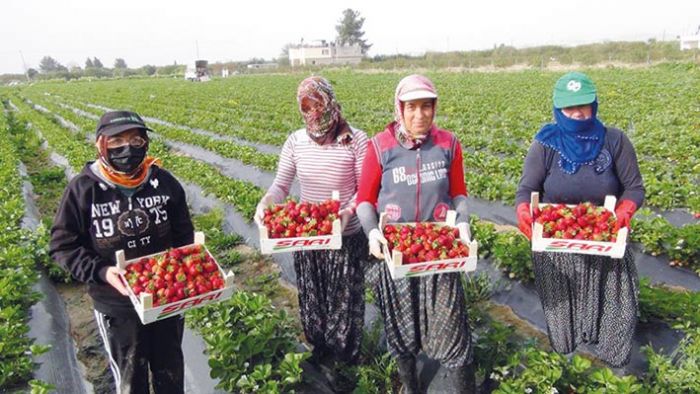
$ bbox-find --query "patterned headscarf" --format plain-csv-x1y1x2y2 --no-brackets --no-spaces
394,74,438,149
297,76,348,144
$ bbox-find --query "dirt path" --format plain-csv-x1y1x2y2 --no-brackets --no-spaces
55,283,115,394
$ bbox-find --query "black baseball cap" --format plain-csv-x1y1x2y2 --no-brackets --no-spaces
96,111,153,139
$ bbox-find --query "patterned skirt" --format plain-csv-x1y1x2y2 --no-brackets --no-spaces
532,248,639,367
366,261,473,369
293,231,367,363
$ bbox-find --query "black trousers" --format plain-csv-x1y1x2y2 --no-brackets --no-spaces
94,310,185,394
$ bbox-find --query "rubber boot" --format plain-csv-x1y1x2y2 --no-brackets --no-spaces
397,354,420,394
443,363,476,394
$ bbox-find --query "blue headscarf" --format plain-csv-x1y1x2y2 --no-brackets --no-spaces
534,100,606,174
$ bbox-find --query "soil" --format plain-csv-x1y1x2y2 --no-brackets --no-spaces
485,302,550,349
55,282,115,394
227,244,301,327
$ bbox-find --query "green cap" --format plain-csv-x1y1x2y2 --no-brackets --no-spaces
552,71,597,109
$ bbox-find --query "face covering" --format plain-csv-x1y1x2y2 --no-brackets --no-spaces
107,145,146,174
302,107,334,138
297,76,346,144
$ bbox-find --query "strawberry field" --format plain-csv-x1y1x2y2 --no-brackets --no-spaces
1,63,699,393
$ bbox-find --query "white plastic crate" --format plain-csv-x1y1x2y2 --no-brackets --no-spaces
379,210,478,279
115,232,235,325
256,191,342,254
530,192,628,259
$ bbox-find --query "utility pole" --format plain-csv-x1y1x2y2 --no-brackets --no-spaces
196,40,200,59
19,50,29,82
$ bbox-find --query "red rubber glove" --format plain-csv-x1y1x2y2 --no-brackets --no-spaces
516,202,533,240
615,200,637,229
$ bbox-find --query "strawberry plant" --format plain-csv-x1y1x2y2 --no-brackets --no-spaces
17,67,699,213
644,327,700,393
5,109,71,282
13,66,700,267
187,291,307,393
639,278,700,328
491,231,534,282
0,103,51,390
492,347,644,393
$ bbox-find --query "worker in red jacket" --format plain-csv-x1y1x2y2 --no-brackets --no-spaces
356,74,474,393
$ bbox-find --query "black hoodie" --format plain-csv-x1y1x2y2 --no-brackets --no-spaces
50,162,194,317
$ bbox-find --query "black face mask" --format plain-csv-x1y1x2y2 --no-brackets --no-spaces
107,145,146,173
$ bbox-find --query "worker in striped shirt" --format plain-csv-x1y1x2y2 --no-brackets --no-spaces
254,76,369,386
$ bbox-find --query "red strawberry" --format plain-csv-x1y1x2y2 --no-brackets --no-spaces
538,202,618,241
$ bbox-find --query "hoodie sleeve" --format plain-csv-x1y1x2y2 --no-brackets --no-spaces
49,185,107,284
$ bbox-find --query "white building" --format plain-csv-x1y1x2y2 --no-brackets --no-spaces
288,40,363,67
680,34,700,50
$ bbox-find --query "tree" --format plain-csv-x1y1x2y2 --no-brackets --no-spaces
335,9,371,54
85,58,94,68
114,58,127,69
26,68,38,80
277,43,294,66
39,56,62,73
139,65,157,76
93,57,104,68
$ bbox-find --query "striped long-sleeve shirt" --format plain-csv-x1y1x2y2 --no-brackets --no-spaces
267,127,369,235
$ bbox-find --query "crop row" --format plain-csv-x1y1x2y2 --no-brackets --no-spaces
8,90,700,393
10,95,264,220
0,102,51,392
16,66,699,210
26,91,700,274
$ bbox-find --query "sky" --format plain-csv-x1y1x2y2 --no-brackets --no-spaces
1,0,699,74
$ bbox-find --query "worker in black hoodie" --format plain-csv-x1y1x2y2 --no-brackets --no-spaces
50,111,194,394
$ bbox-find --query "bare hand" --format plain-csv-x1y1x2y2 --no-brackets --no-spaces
368,229,388,259
255,195,275,224
101,266,130,296
338,208,353,231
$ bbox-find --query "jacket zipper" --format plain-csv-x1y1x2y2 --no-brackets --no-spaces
415,148,421,222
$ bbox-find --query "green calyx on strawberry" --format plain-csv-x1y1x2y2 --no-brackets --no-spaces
262,197,340,239
538,202,618,242
124,245,225,307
